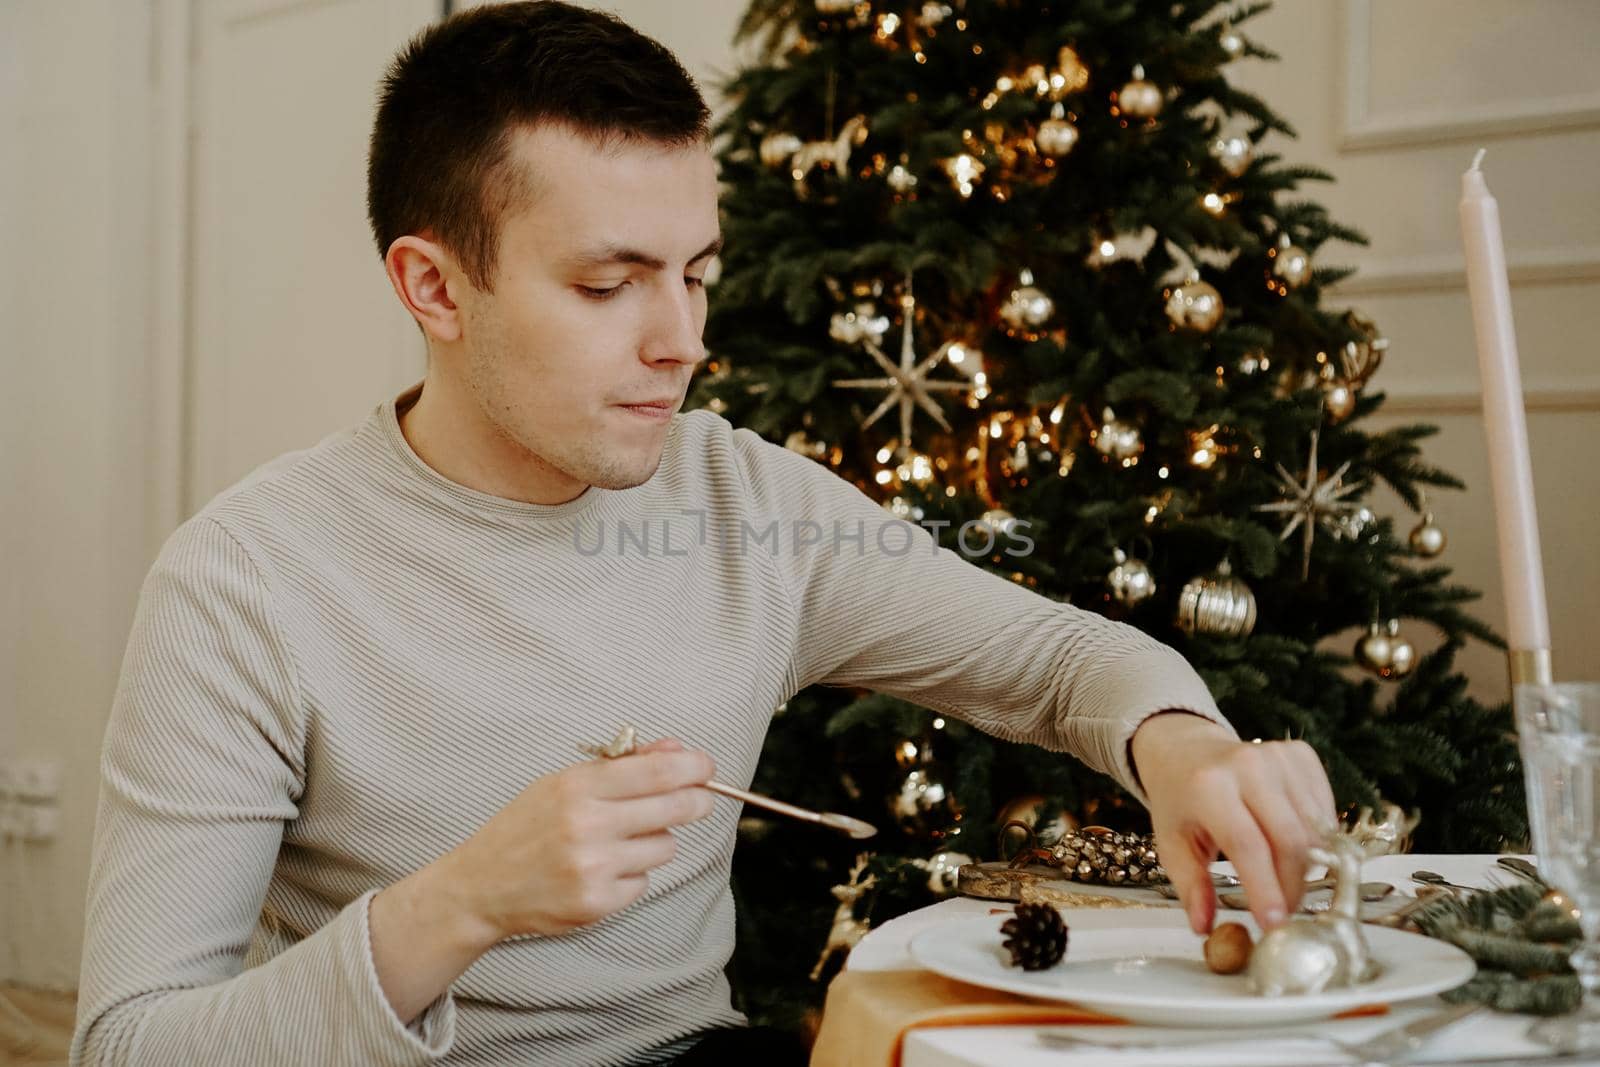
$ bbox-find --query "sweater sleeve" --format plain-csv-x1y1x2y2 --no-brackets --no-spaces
726,423,1237,805
71,517,456,1067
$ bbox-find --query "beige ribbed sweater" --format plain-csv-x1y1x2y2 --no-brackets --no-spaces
72,382,1229,1066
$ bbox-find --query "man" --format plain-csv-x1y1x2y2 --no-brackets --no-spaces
73,3,1336,1065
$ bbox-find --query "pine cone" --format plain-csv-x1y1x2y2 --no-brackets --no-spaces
999,903,1068,971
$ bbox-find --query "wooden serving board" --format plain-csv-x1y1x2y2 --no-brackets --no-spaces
956,862,1153,909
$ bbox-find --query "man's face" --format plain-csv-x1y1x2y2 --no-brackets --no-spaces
453,123,719,495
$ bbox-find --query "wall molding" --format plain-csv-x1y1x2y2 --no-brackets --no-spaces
1340,0,1600,152
1379,388,1600,417
1330,246,1600,295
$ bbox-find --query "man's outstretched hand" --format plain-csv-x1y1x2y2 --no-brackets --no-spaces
1129,712,1338,936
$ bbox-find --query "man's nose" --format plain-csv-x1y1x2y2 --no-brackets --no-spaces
642,283,707,367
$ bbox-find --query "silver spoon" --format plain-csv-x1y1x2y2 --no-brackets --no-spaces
1218,881,1394,912
1413,869,1481,894
577,727,878,840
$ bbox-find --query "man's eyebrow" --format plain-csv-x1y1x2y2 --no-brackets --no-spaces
565,234,724,272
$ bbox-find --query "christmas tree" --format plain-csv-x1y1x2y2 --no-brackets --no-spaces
690,0,1526,1032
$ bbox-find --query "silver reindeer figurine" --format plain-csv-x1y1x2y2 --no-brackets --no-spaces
1248,827,1381,996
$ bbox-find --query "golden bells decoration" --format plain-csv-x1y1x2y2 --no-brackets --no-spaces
1010,825,1166,886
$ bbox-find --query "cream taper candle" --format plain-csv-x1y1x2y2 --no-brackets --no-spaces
1459,149,1551,685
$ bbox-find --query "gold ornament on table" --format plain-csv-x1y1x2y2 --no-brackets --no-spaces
1107,546,1157,607
1116,63,1163,120
810,853,877,981
1349,801,1421,857
1254,427,1366,580
1009,825,1166,887
1354,618,1418,679
831,273,975,459
1268,234,1314,291
1035,102,1079,157
1175,557,1258,639
1409,494,1448,558
1249,828,1381,996
998,269,1056,335
994,794,1079,858
790,114,869,199
1092,406,1143,466
1164,273,1224,332
1209,133,1254,178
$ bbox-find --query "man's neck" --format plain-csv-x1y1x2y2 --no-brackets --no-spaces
396,376,589,506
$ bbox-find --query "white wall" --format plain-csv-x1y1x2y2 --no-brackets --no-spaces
1224,0,1600,694
2,0,166,988
3,0,1596,991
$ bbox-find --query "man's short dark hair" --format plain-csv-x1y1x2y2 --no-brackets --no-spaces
367,1,711,293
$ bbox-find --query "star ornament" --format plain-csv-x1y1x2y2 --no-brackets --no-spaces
1253,427,1365,580
832,276,973,457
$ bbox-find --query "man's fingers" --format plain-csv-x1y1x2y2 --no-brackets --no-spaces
1158,825,1219,935
610,787,716,838
1241,773,1313,915
613,831,680,876
1211,809,1287,930
589,749,716,799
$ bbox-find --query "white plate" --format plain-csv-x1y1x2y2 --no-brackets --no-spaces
908,907,1475,1027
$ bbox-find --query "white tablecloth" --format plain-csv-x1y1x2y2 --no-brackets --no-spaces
843,854,1592,1066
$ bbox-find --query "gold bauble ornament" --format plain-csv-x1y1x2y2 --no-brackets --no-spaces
1165,277,1224,332
1271,241,1314,289
1209,134,1253,178
1409,512,1448,557
1053,45,1090,96
979,508,1020,537
891,763,958,838
1036,115,1080,157
886,159,919,194
999,270,1055,331
784,430,830,461
1340,310,1388,389
1324,380,1357,422
1175,558,1258,639
1355,619,1417,679
1093,407,1143,464
829,302,889,346
1219,23,1245,59
1108,547,1157,606
759,131,802,169
1117,64,1163,119
939,153,984,197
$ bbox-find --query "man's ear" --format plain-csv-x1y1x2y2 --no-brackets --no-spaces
384,235,466,344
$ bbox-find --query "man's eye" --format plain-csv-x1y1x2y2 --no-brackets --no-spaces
578,283,628,301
